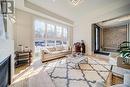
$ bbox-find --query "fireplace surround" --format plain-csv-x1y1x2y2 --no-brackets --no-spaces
0,55,11,87
92,24,128,55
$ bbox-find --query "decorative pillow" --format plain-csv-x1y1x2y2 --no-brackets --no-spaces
43,48,51,54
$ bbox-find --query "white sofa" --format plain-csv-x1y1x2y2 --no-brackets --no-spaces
41,46,71,62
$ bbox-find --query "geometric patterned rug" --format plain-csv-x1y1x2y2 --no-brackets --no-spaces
43,56,112,87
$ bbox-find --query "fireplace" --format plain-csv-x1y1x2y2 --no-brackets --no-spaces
102,25,127,52
92,15,130,56
0,55,11,87
92,24,127,55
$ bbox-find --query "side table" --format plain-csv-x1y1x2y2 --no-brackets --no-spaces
15,50,32,68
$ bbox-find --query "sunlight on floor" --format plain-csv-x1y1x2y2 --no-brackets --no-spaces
11,55,112,87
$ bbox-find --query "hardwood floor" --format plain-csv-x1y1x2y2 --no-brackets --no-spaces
15,64,29,74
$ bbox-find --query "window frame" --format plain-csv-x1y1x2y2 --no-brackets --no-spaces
34,19,69,47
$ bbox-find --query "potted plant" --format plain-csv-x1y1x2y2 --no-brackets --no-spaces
117,41,130,66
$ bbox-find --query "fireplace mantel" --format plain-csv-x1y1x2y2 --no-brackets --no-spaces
0,51,11,63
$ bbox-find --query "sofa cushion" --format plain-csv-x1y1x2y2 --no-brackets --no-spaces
47,47,56,52
51,51,61,54
56,46,64,51
61,50,69,53
44,52,65,59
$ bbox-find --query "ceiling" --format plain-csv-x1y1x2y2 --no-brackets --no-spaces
15,0,130,22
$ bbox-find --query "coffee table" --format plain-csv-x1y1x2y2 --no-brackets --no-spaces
66,54,88,69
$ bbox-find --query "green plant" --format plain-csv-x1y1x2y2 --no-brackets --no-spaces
117,41,130,58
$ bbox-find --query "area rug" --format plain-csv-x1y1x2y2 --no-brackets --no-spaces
43,56,112,87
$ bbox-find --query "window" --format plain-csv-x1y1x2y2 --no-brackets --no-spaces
34,20,45,39
34,19,69,47
56,40,62,45
47,40,55,46
56,26,62,38
63,28,68,40
63,41,67,45
35,40,46,47
47,24,55,38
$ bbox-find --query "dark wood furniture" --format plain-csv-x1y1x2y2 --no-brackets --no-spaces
74,42,81,53
112,74,123,85
81,40,85,54
15,51,32,68
111,65,130,86
117,57,130,69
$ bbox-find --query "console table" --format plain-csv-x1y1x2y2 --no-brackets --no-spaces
15,51,32,68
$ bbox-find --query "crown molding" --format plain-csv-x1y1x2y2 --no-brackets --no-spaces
24,0,74,25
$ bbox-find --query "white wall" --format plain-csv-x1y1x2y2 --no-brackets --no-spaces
73,4,130,55
14,9,73,54
14,9,34,52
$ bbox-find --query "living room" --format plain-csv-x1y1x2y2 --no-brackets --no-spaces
0,0,130,87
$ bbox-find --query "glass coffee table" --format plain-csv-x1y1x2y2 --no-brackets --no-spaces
66,54,88,69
